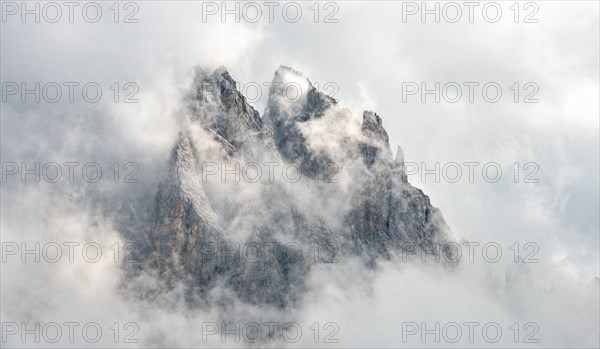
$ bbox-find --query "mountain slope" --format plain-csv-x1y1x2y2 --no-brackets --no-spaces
145,66,455,307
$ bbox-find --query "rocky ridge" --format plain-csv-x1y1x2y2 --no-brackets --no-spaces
143,65,455,308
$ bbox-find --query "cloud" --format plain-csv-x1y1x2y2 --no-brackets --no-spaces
1,1,598,347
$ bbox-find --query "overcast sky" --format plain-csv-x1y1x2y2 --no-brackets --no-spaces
1,1,599,347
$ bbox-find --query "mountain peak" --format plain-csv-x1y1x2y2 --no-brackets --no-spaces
363,110,382,126
191,66,240,95
214,65,229,74
274,65,310,82
395,145,405,164
189,66,263,153
361,110,389,144
142,66,455,309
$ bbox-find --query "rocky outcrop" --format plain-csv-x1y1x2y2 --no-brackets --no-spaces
143,65,455,308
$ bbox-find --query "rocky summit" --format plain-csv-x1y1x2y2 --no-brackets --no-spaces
143,66,455,308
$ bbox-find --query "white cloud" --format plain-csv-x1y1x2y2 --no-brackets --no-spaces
1,1,598,347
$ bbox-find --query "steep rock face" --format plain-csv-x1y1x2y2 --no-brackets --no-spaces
263,66,337,178
150,133,226,294
145,66,454,308
350,110,451,261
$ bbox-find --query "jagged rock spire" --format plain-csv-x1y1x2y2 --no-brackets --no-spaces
395,145,405,164
143,65,455,309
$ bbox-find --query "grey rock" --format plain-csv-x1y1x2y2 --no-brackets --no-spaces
139,66,455,308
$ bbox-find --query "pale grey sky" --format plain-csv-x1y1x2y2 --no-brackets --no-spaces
1,1,599,347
